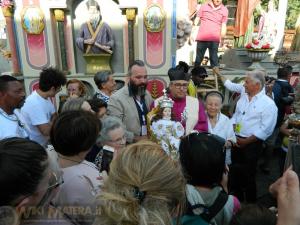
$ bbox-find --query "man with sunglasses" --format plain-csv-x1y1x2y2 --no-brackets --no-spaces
154,68,207,134
188,66,208,98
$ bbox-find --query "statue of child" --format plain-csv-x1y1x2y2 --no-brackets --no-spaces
150,90,184,158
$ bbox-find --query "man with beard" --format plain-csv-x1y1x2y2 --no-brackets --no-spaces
0,75,28,139
107,60,153,143
154,68,208,134
76,0,114,54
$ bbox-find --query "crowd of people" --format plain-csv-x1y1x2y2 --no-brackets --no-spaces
0,57,300,225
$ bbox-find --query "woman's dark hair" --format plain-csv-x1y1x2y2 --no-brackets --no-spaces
230,204,276,225
88,98,107,113
0,138,48,206
50,110,100,156
179,132,225,187
39,67,67,92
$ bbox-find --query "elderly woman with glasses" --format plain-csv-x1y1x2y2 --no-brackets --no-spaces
94,116,126,173
0,137,72,225
204,91,236,165
58,79,87,113
93,71,116,103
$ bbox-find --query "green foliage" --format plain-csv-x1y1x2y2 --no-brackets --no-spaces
285,0,300,29
258,0,299,29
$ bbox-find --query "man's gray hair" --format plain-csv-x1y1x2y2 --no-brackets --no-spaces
246,70,266,90
94,71,112,89
98,116,124,143
128,60,145,76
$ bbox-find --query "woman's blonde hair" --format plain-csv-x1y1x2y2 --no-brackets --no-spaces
95,141,185,225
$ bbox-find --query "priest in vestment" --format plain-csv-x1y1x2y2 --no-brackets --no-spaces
154,68,208,134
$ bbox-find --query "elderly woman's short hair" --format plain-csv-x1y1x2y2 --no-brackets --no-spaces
98,116,124,143
94,71,112,89
61,97,86,112
204,91,224,103
66,79,86,97
246,70,266,90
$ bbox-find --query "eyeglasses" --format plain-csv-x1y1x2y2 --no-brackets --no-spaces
14,171,64,207
37,171,64,206
55,86,62,92
109,135,126,144
172,82,189,89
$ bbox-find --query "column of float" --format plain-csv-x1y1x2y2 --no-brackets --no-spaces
54,9,68,72
1,6,21,75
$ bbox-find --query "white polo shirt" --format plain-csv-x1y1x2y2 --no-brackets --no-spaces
224,79,278,141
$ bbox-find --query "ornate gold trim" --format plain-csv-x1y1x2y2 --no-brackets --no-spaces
1,6,13,17
21,6,45,35
143,4,166,33
54,9,65,22
126,8,136,21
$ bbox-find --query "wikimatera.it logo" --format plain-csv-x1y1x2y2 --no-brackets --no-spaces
0,205,103,223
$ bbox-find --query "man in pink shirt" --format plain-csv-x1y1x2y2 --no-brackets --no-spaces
194,0,228,68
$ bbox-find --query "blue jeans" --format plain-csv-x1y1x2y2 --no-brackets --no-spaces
195,41,219,67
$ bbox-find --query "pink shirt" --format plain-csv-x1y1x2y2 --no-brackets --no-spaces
196,2,228,42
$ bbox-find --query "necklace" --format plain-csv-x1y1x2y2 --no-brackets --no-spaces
0,108,28,137
58,155,100,171
58,155,102,196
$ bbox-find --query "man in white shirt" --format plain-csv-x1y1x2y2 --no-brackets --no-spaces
21,67,66,147
0,75,28,140
218,70,277,202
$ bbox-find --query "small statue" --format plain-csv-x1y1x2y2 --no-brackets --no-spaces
150,90,184,159
76,0,114,54
258,0,278,47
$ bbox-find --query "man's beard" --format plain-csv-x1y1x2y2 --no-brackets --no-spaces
16,98,25,109
90,15,100,29
129,82,147,97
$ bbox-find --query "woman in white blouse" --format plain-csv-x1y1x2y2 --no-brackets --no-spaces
205,91,236,165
